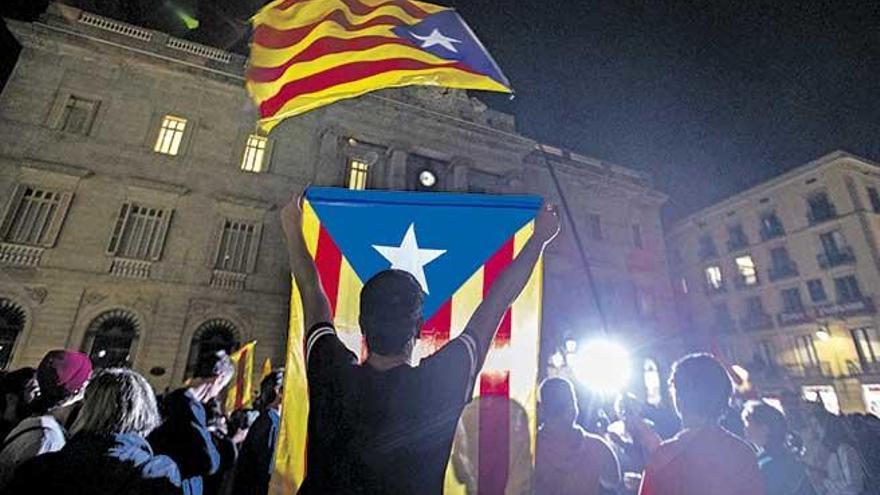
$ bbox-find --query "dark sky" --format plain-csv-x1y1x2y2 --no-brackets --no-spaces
445,0,880,221
5,1,879,221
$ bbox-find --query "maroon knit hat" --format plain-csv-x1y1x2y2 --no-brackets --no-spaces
37,350,93,399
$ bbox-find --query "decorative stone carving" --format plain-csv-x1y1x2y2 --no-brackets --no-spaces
23,286,48,305
83,291,108,307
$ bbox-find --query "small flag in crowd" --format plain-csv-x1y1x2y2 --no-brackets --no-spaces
271,188,544,494
225,340,256,412
261,356,273,381
247,0,512,131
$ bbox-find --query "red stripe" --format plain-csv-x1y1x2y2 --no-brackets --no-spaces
478,372,511,495
273,0,432,19
483,239,514,344
233,347,249,410
249,36,413,82
420,298,452,350
314,226,343,316
253,12,406,50
259,58,481,118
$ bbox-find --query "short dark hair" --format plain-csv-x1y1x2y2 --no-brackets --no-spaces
743,401,788,449
670,353,732,420
256,369,284,410
193,350,234,380
539,377,578,420
359,270,424,355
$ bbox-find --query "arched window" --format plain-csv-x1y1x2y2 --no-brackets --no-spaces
187,319,239,377
83,310,140,368
0,299,25,369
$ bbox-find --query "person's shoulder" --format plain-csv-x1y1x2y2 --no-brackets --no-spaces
717,427,758,457
140,453,182,484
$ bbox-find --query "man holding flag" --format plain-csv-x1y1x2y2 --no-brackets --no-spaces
279,192,559,494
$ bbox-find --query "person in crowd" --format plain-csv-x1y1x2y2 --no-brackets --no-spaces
0,350,92,489
805,409,866,495
149,350,234,495
742,400,816,495
607,392,661,474
203,399,237,495
280,195,560,494
2,368,181,495
0,367,38,441
535,377,620,495
639,353,764,495
233,369,283,495
228,408,259,448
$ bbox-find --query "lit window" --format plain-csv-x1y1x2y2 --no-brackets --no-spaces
348,158,369,190
215,220,261,273
735,255,758,286
107,203,172,261
59,95,99,135
153,115,187,155
705,265,723,290
851,327,879,365
241,134,268,173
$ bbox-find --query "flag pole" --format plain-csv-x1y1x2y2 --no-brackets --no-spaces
541,151,610,335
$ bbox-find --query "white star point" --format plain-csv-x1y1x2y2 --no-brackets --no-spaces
412,28,462,53
372,224,446,294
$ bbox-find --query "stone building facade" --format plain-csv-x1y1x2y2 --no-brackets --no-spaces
667,151,880,414
0,4,675,394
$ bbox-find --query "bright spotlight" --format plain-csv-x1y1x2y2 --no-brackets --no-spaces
569,339,631,395
564,338,578,353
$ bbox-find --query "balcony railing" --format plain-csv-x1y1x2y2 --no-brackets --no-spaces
0,243,44,267
782,362,832,379
739,312,775,332
109,258,151,279
760,226,785,241
777,309,813,326
210,270,247,290
847,360,880,375
768,262,799,282
817,247,855,269
814,296,875,319
734,275,760,290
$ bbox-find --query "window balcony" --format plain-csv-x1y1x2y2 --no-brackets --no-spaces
817,247,855,269
210,270,247,291
768,261,799,281
760,226,785,241
782,362,832,379
109,258,152,279
815,296,875,319
734,275,760,290
777,309,813,327
0,243,44,267
739,313,775,332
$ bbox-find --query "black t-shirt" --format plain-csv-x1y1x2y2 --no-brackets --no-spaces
298,323,481,495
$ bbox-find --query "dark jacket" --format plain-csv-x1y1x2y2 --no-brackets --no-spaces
1,432,181,495
233,409,280,495
149,389,221,495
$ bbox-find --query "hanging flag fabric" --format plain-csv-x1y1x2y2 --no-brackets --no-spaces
270,187,544,494
260,357,273,381
247,0,512,131
225,340,256,412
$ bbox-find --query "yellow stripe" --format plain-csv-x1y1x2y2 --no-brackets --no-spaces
249,44,453,102
250,23,399,67
510,222,541,462
255,68,509,132
255,0,428,32
301,200,320,256
450,267,484,340
334,257,365,357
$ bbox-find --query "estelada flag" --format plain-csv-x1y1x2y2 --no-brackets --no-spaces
260,357,273,381
247,0,512,131
225,340,256,412
270,187,544,494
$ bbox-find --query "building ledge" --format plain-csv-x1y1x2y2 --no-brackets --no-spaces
210,270,247,291
109,258,151,278
0,243,44,267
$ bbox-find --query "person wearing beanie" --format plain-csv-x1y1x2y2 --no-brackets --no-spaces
149,350,234,495
0,350,92,489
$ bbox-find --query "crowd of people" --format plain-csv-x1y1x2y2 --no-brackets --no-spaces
0,197,874,495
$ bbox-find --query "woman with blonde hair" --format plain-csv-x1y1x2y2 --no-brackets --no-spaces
2,368,181,495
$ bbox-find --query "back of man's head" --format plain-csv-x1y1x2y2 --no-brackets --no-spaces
539,377,578,425
359,270,424,356
670,353,732,422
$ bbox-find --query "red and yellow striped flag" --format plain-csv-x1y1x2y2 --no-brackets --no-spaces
225,340,256,412
270,188,542,494
248,0,512,131
260,357,273,381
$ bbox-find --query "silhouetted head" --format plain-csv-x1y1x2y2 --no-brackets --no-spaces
539,377,579,427
257,369,284,410
743,400,788,453
359,270,424,358
669,353,732,423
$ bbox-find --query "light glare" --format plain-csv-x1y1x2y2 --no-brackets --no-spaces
570,339,631,395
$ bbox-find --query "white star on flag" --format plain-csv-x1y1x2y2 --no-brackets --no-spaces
411,28,462,53
372,223,446,294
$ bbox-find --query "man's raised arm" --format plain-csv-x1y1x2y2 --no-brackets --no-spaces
280,195,332,332
462,204,560,361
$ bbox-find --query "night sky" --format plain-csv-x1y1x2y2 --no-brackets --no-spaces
4,1,879,221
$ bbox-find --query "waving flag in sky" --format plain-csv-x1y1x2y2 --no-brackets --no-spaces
248,0,512,131
271,188,544,494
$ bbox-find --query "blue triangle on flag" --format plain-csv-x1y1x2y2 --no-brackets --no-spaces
305,187,541,319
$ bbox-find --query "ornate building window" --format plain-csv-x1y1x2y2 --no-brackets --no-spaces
1,185,73,247
186,319,239,377
347,158,369,190
106,203,173,261
83,309,140,369
241,134,269,173
214,220,261,273
0,299,25,369
153,115,187,155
